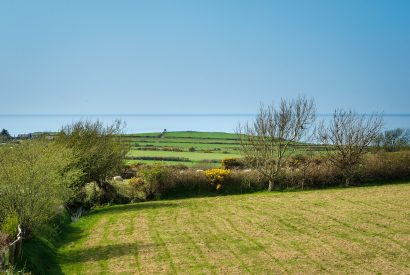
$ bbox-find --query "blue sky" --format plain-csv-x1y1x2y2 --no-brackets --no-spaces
1,0,409,115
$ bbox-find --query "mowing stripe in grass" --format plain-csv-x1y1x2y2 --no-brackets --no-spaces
297,201,409,255
173,205,218,274
126,214,142,274
54,184,410,274
147,206,178,274
189,200,254,274
285,196,410,272
241,200,331,273
208,198,290,273
239,195,375,273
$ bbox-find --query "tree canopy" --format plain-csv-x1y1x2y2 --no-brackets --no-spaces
56,120,129,190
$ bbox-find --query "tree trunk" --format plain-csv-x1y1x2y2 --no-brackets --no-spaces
268,180,273,191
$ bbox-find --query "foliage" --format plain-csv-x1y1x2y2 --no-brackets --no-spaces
135,164,173,199
0,231,8,249
19,209,71,274
1,214,19,239
374,128,410,152
0,128,12,142
360,151,410,182
0,140,80,237
221,157,244,169
0,265,31,274
204,168,231,190
56,120,130,204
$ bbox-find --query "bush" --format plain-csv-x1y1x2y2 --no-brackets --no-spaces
281,156,342,189
360,151,410,182
0,140,80,237
204,168,231,190
127,177,146,201
136,164,174,199
222,158,245,169
1,214,19,239
0,231,8,250
224,170,265,193
170,169,208,195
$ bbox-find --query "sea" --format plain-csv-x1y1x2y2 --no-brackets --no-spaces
1,114,410,136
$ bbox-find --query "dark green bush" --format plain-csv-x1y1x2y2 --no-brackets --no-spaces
222,158,245,169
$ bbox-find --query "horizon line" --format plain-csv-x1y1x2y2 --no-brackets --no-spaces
1,113,410,117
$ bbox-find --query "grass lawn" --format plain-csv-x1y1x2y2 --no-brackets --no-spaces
50,183,410,274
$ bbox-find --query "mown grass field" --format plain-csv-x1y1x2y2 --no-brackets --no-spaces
53,183,410,274
124,131,322,167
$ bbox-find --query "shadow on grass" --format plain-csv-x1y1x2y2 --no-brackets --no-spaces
20,202,177,274
59,242,155,264
20,224,85,275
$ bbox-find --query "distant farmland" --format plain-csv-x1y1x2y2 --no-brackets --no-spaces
122,131,324,167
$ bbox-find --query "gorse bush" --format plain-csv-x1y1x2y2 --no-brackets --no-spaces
204,168,231,190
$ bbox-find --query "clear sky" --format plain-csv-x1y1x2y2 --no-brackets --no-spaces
1,0,409,115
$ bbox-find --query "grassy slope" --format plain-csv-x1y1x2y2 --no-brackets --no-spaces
127,150,240,161
53,184,410,274
125,131,320,167
132,131,239,139
125,131,241,166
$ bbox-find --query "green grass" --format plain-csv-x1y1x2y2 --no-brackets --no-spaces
124,131,322,167
51,183,410,274
127,149,240,161
123,131,242,167
130,131,240,139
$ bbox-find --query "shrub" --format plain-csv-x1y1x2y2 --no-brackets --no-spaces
165,170,207,196
204,168,231,190
0,140,80,237
0,231,9,249
224,169,265,193
188,147,196,152
1,214,19,239
136,164,174,199
281,157,342,189
360,151,410,182
222,158,244,169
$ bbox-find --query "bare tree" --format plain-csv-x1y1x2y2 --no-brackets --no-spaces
316,109,383,185
237,96,316,191
374,128,410,152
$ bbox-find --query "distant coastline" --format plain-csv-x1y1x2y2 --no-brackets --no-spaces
1,113,409,136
